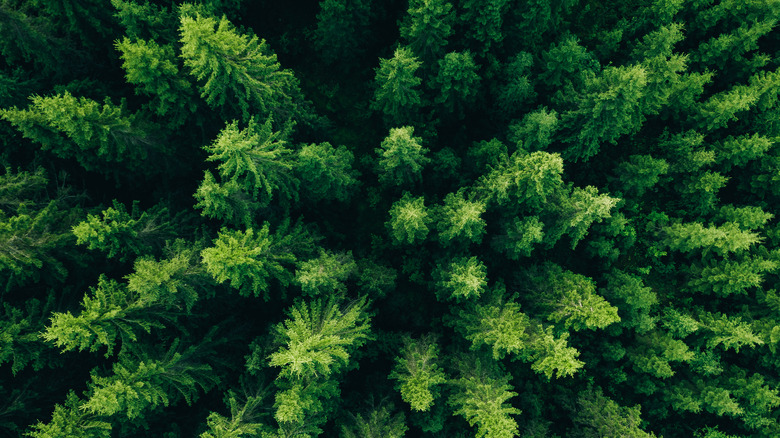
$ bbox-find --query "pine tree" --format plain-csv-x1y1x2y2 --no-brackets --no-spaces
371,47,423,126
72,200,174,262
375,126,430,187
178,12,303,123
433,51,481,118
389,334,447,412
0,92,161,178
197,117,297,212
386,193,431,245
295,142,359,203
436,190,486,245
115,37,197,128
399,0,454,65
448,354,520,438
201,222,314,299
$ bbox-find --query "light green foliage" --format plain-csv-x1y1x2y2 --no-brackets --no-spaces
0,92,155,176
508,107,558,151
698,312,763,353
82,339,219,419
612,155,669,196
558,185,619,248
714,134,773,170
43,245,197,358
125,242,206,311
715,205,773,229
25,392,112,438
201,223,309,298
693,19,775,72
341,405,407,438
448,356,520,438
436,191,486,244
42,276,165,357
295,250,356,297
200,117,296,209
479,151,564,208
454,288,583,378
376,126,430,187
560,65,648,162
661,221,761,256
389,334,447,412
437,256,487,301
194,172,258,226
573,387,657,438
400,0,454,63
491,216,544,259
526,327,584,379
179,13,299,122
523,263,620,331
456,293,529,360
72,200,173,261
631,22,685,60
371,47,423,125
296,142,358,202
115,37,195,127
693,69,778,130
201,389,270,438
387,193,431,244
268,297,371,380
687,255,778,296
675,170,728,215
433,51,481,117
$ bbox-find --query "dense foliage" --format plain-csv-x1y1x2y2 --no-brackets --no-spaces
2,0,780,436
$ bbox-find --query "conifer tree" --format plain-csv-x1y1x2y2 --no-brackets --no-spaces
179,12,303,123
371,48,423,126
399,0,454,65
0,93,160,177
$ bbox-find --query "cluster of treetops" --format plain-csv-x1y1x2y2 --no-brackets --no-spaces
2,0,780,436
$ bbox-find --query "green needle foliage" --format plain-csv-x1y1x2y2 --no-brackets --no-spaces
3,1,780,437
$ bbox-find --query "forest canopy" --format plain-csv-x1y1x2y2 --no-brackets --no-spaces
2,0,780,437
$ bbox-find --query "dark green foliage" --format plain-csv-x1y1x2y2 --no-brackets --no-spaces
296,142,359,202
4,2,780,437
400,0,454,64
371,47,423,125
